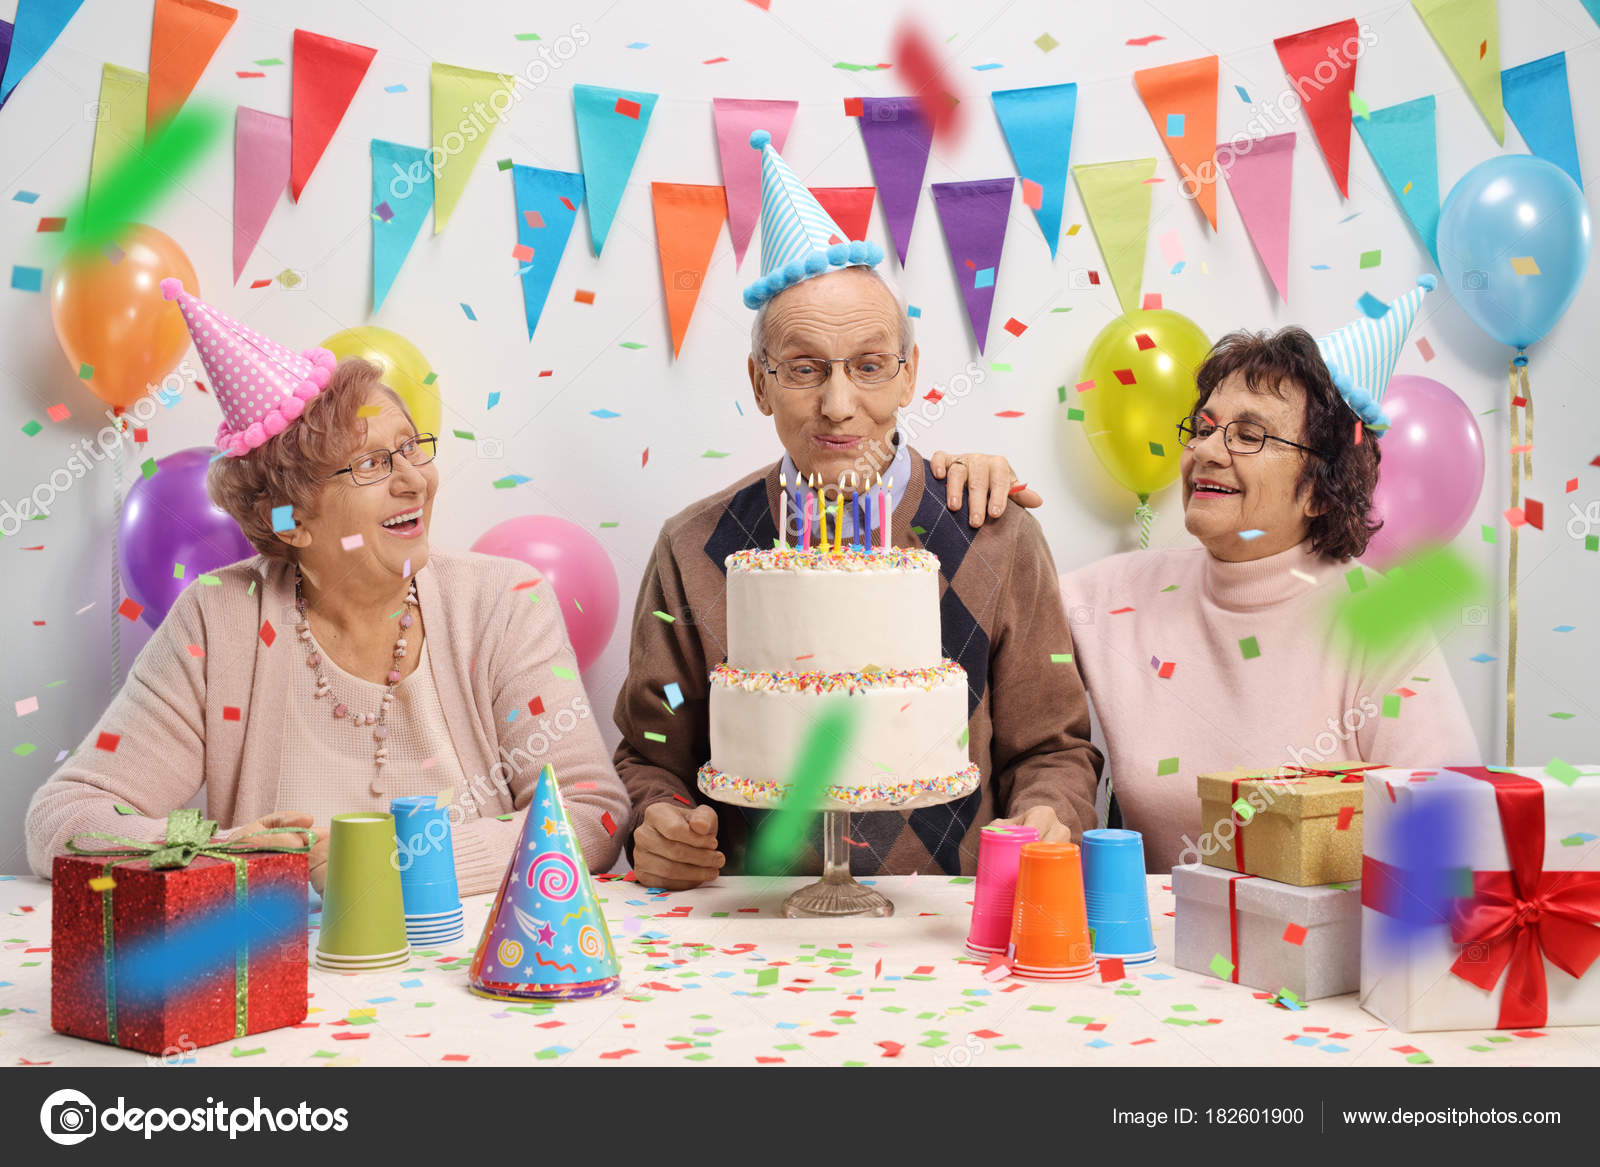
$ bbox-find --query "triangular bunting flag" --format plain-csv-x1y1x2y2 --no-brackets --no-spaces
573,83,659,256
431,63,515,234
1502,52,1581,189
89,64,147,201
232,107,290,283
147,0,236,134
1274,20,1359,198
808,187,876,246
1133,56,1219,230
371,140,433,310
510,165,585,342
1411,0,1503,144
290,28,376,202
858,96,934,266
468,765,620,1001
930,178,1014,354
712,97,798,268
1072,159,1157,316
0,0,84,105
1219,132,1295,300
651,183,725,358
1583,0,1600,28
1354,96,1440,266
990,82,1077,259
0,22,12,112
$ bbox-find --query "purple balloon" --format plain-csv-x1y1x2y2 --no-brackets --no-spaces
119,447,255,627
1362,375,1485,569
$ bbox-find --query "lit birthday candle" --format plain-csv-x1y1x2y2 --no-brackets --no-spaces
778,472,788,549
834,474,846,553
812,473,825,552
880,474,891,550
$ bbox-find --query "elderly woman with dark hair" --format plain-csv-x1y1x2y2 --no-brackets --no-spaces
1059,312,1481,872
26,284,629,892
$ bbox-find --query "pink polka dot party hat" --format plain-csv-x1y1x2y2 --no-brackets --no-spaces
160,277,337,457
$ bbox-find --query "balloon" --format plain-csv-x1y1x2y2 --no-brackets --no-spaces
1437,155,1592,350
50,224,198,408
119,447,255,627
1361,375,1485,569
470,516,619,672
319,327,442,436
1078,309,1212,498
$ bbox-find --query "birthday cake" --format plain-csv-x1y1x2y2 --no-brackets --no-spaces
697,547,979,811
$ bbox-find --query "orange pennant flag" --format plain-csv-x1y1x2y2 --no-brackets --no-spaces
147,0,238,134
651,183,726,359
1133,55,1220,230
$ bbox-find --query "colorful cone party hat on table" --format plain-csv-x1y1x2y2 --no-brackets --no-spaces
742,129,885,309
468,765,620,1001
160,278,337,457
1314,273,1435,429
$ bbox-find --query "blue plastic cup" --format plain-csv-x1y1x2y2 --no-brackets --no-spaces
391,796,463,917
1081,828,1156,964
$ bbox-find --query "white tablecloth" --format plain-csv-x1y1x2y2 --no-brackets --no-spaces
3,873,1596,1067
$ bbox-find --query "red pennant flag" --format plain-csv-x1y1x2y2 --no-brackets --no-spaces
651,182,726,359
1274,20,1360,198
1133,55,1220,230
290,29,376,202
808,187,876,245
147,0,237,133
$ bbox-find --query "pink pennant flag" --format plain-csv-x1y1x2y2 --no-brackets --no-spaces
233,107,291,283
1219,131,1295,300
712,97,798,268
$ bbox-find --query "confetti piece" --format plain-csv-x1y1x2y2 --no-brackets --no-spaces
1336,805,1356,831
460,302,478,321
88,876,116,892
1238,636,1260,660
1050,653,1074,664
223,706,241,721
259,621,276,648
1231,798,1255,823
1098,957,1125,982
756,967,778,987
1524,499,1544,530
1359,249,1382,269
1415,337,1435,362
1382,693,1402,718
11,266,43,292
1509,256,1541,276
1334,547,1482,659
1165,113,1186,138
601,811,617,836
1238,529,1265,541
574,288,596,304
1113,368,1136,386
271,505,295,532
644,732,667,743
973,267,995,289
117,597,145,623
15,697,38,717
664,682,684,710
1157,756,1179,776
1357,292,1389,319
1208,953,1234,978
96,733,121,753
341,534,364,551
1544,758,1580,787
1350,91,1371,120
1003,317,1027,337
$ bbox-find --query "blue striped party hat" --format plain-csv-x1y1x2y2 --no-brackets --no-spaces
742,129,885,309
1315,274,1436,429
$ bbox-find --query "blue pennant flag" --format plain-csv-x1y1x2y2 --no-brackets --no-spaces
510,165,585,341
371,140,433,312
1502,52,1582,190
573,83,658,256
1353,96,1439,266
0,0,84,104
990,83,1077,259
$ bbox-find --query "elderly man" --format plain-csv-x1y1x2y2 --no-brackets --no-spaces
613,131,1102,889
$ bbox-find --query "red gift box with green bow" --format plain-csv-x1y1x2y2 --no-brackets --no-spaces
51,809,314,1056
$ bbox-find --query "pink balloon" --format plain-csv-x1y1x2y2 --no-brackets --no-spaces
470,515,619,672
1362,375,1485,569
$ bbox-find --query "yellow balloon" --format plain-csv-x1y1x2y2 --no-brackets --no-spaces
318,326,442,437
1079,309,1211,499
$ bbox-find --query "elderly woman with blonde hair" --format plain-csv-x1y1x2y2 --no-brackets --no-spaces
26,282,628,893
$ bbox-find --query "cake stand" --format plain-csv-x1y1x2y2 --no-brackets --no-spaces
781,809,894,919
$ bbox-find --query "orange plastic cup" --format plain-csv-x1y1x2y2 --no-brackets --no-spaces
1009,841,1094,974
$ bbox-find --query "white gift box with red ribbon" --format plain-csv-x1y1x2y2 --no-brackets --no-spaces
1359,765,1600,1033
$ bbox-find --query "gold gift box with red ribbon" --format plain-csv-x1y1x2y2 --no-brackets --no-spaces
1196,761,1378,887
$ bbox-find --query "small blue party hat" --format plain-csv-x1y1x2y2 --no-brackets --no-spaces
1315,274,1436,428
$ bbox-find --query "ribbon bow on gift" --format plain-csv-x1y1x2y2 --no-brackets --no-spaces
1281,763,1386,783
1446,768,1600,1030
66,807,316,866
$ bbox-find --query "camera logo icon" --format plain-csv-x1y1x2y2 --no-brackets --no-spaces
1461,270,1489,291
1068,268,1094,291
40,1088,97,1145
672,269,700,290
476,437,504,460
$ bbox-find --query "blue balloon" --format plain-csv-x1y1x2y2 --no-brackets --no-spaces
1437,154,1591,349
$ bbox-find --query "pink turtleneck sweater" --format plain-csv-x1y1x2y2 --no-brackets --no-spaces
1059,540,1482,872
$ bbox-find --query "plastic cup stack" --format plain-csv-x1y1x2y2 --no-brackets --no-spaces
1007,841,1096,980
390,795,464,947
1081,828,1157,966
966,823,1039,955
315,813,409,972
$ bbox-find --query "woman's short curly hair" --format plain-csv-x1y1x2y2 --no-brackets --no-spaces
207,357,412,562
1191,326,1382,561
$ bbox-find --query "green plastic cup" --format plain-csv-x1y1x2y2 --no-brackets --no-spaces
316,812,408,962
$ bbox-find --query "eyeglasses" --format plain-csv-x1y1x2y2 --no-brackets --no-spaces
763,353,907,390
1177,416,1321,459
332,434,438,484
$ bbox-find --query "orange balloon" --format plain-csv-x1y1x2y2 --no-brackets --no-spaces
50,225,198,409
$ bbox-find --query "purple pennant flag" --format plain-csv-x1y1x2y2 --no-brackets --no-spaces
858,97,933,267
0,21,13,113
931,178,1014,354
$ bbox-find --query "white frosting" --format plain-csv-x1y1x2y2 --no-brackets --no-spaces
726,562,943,673
706,666,971,810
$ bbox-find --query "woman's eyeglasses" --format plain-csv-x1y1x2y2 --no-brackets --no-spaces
1177,416,1321,459
763,353,907,390
333,434,438,484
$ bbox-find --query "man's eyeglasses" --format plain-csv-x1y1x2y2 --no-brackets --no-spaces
763,353,907,390
333,434,438,484
1177,416,1321,458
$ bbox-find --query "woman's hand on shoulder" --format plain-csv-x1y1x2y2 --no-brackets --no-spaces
929,451,1043,527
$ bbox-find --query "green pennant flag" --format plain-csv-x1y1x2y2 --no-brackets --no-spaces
1072,158,1157,316
1410,0,1504,144
432,62,516,233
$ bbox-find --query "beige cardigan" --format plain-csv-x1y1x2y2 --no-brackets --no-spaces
24,548,630,894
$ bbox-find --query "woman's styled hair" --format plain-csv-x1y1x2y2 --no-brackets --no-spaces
1191,326,1382,561
207,357,413,561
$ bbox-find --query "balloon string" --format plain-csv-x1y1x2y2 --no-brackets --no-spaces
1505,355,1531,766
110,420,125,696
1135,494,1154,550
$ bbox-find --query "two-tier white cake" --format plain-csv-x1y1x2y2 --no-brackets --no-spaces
697,546,981,812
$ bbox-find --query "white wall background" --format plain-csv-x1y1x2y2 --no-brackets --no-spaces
3,0,1598,874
